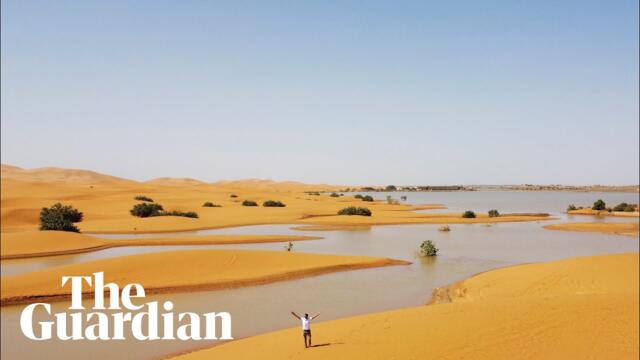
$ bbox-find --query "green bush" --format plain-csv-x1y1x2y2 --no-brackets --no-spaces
263,200,286,207
354,194,364,200
419,240,438,257
306,191,320,196
624,204,638,212
462,210,476,218
130,203,164,217
157,211,198,218
134,195,154,202
362,195,374,202
203,202,221,207
613,203,627,211
330,193,340,197
592,199,606,211
385,185,397,191
337,206,372,216
39,203,84,232
567,204,577,211
242,200,258,206
488,209,499,217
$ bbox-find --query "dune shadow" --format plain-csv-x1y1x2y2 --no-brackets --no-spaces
311,342,343,348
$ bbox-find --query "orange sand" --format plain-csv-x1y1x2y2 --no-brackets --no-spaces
0,249,409,305
568,208,640,217
544,222,639,237
173,253,639,360
1,164,553,235
0,231,321,259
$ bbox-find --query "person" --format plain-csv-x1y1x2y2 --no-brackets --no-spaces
291,311,320,348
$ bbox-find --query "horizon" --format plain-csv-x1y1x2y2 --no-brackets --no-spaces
2,1,639,185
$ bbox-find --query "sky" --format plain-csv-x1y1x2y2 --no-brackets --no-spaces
1,0,638,185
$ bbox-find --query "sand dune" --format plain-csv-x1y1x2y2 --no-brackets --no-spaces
0,250,409,305
544,222,639,237
1,164,134,184
145,177,208,186
1,165,553,234
173,253,639,360
0,231,322,259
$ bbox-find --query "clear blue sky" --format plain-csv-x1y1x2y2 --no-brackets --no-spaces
2,1,638,185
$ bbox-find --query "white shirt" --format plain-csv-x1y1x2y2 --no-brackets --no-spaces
301,317,311,330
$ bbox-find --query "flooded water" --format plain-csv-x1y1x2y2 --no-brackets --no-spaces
1,192,638,360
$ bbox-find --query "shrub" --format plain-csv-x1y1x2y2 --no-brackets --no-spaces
230,194,238,198
39,203,84,232
354,194,364,200
130,203,164,217
203,202,221,207
242,200,258,206
567,204,577,211
330,193,340,197
284,241,293,252
462,210,476,218
362,195,374,202
624,204,638,212
157,211,198,218
400,196,407,201
306,191,320,196
488,209,499,218
134,195,154,202
386,196,400,205
385,185,397,191
337,207,372,216
592,199,606,211
419,240,438,257
263,200,286,207
613,203,636,212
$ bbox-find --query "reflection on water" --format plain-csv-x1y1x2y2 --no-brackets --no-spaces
1,192,639,360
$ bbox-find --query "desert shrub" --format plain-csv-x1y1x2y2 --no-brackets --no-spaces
39,203,84,232
567,204,577,211
385,185,397,191
592,199,606,211
419,240,438,257
263,200,286,207
386,196,400,205
438,225,450,232
306,191,320,196
362,195,374,202
330,193,340,197
242,200,258,207
284,241,293,252
203,202,221,207
400,196,407,201
488,209,499,217
613,203,628,211
157,211,198,218
337,207,372,216
354,194,364,200
134,195,154,202
230,194,238,198
624,204,638,212
130,203,164,217
462,210,476,218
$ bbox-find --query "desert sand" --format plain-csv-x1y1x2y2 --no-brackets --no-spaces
1,164,553,235
0,231,321,259
173,253,639,360
0,249,409,305
568,208,640,217
544,222,639,237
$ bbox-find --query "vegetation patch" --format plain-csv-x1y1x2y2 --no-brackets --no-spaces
39,203,84,233
419,240,438,256
488,209,500,217
203,202,221,207
130,203,164,218
462,210,476,218
337,207,372,216
592,199,606,211
242,200,258,207
134,195,154,202
263,200,286,207
155,211,199,218
361,195,374,202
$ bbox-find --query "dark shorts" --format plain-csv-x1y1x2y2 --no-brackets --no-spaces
303,329,311,336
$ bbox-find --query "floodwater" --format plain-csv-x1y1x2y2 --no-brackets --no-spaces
1,192,638,360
